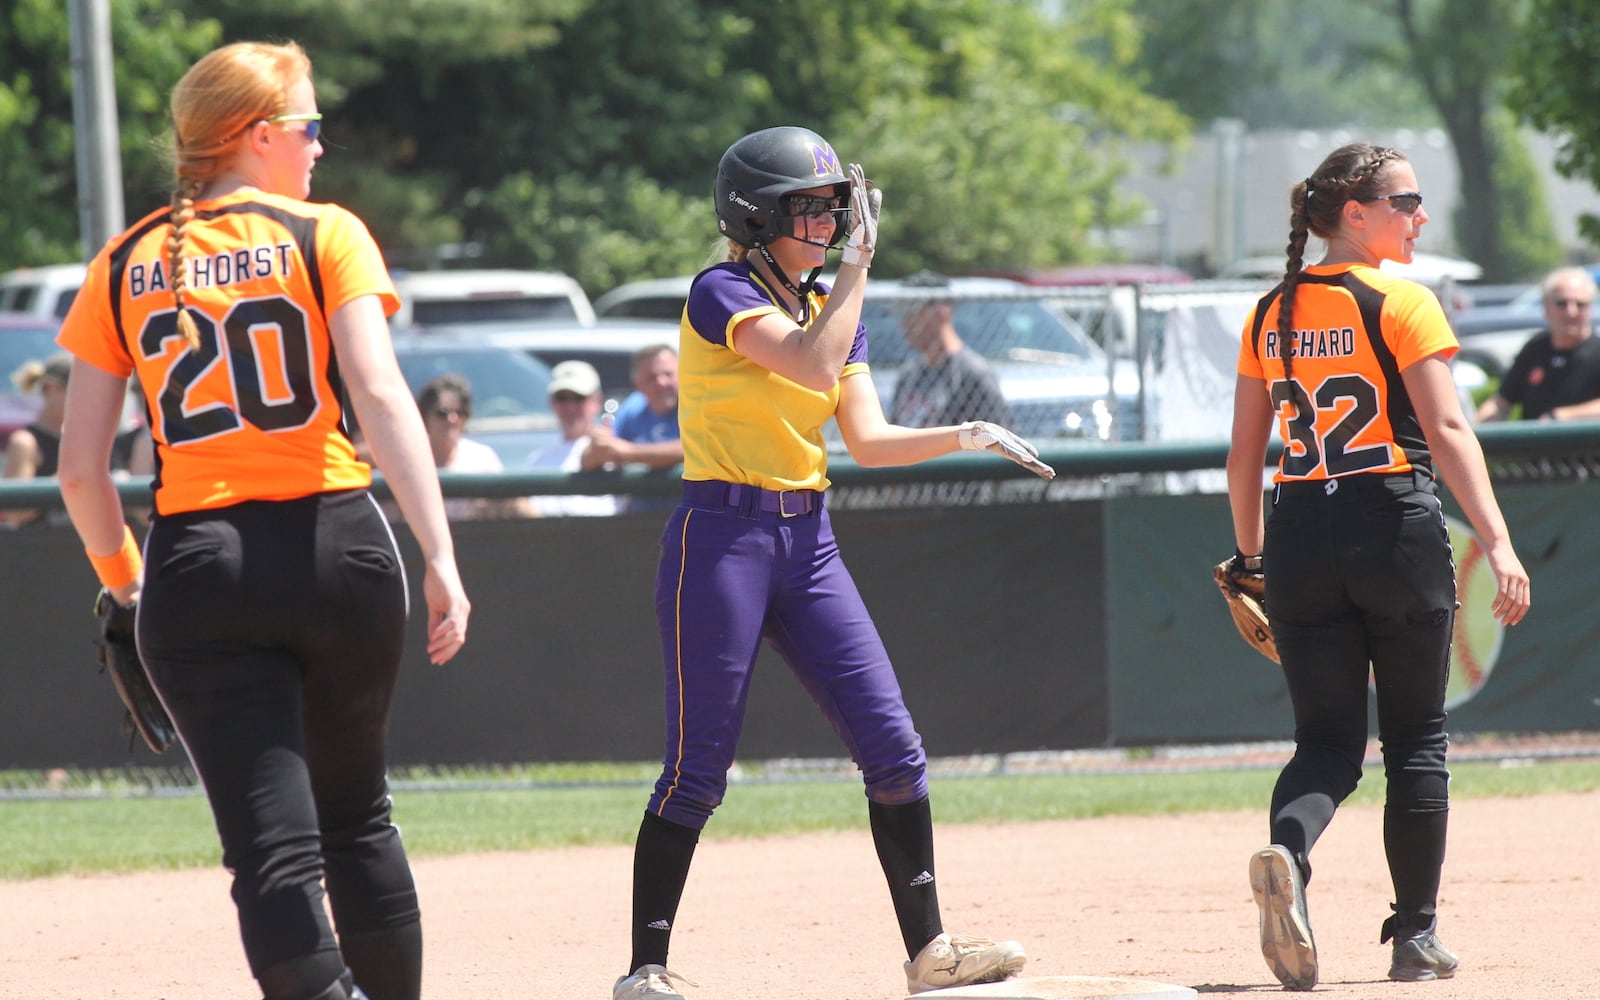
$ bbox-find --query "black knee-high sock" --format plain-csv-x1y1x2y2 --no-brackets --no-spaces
1384,802,1448,922
339,921,421,1000
869,796,942,959
629,811,701,973
255,951,347,1000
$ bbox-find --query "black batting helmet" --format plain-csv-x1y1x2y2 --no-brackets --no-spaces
714,126,850,249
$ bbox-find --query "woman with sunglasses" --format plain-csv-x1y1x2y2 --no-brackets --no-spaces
54,41,469,1000
1225,142,1530,991
612,125,1051,1000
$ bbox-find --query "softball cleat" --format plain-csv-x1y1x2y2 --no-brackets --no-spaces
1250,845,1318,990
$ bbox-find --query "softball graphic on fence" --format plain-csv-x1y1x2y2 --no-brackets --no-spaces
1446,514,1502,709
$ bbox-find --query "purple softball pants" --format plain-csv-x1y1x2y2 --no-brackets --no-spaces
647,481,929,830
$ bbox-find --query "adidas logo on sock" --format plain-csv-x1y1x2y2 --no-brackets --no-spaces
646,919,672,930
909,870,934,887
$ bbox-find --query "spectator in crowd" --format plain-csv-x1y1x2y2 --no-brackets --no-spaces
113,374,156,479
3,352,72,526
527,359,617,516
417,372,531,520
1,352,145,526
889,278,1012,428
1476,266,1600,422
584,343,683,472
110,374,157,527
4,352,71,480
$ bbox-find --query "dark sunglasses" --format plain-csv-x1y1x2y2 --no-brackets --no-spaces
430,406,467,419
550,392,587,404
783,193,845,220
1366,191,1423,214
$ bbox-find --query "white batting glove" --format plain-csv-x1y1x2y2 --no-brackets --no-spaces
840,162,881,269
958,421,1056,480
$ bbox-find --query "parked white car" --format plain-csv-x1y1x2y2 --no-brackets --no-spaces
0,263,87,320
592,276,693,321
390,269,595,328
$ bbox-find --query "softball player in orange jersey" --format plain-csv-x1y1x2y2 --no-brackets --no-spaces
1226,142,1529,991
56,41,469,1000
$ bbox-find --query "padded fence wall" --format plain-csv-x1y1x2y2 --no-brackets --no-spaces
3,475,1594,770
1102,481,1600,744
0,501,1107,769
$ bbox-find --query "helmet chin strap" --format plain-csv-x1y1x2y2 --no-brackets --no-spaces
754,242,824,325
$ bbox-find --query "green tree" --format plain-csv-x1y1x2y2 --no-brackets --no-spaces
167,0,589,268
0,0,215,270
1127,0,1430,129
1479,107,1562,281
181,0,1190,286
1390,0,1556,281
1130,0,1560,282
7,0,1190,291
1508,1,1600,251
693,0,1190,276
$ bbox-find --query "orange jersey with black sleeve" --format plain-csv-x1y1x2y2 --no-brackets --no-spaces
1236,262,1458,484
57,190,399,515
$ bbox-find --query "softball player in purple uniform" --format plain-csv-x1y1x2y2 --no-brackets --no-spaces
612,126,1055,1000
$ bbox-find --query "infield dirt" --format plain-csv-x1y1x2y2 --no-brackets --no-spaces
1,793,1594,999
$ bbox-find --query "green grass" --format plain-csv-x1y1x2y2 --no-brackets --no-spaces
2,759,1596,881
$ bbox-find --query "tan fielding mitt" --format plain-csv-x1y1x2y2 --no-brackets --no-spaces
1213,553,1278,664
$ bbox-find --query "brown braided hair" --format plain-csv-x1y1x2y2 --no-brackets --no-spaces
1277,142,1407,381
166,42,312,351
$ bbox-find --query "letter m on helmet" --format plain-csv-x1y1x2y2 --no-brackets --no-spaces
809,142,841,179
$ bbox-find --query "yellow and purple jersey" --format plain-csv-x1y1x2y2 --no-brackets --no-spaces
1237,262,1458,484
58,190,398,515
679,261,869,491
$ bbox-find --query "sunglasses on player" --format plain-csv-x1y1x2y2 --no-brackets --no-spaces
265,112,323,142
1364,191,1423,215
783,193,846,220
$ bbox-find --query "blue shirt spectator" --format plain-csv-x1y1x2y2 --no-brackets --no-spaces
612,389,679,444
583,343,682,472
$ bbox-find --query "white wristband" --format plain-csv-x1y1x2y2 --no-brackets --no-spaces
841,245,873,269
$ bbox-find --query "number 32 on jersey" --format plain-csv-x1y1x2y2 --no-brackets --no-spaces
1271,374,1393,478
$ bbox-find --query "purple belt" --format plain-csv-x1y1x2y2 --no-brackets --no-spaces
681,480,822,518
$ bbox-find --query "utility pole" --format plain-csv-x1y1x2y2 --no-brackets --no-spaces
67,0,125,261
1212,118,1246,273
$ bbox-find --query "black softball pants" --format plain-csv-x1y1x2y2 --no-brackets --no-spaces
137,490,420,1000
1262,471,1457,921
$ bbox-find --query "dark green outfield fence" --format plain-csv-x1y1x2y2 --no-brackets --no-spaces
3,423,1597,770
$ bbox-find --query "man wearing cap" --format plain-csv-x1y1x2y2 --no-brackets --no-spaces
526,359,617,516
